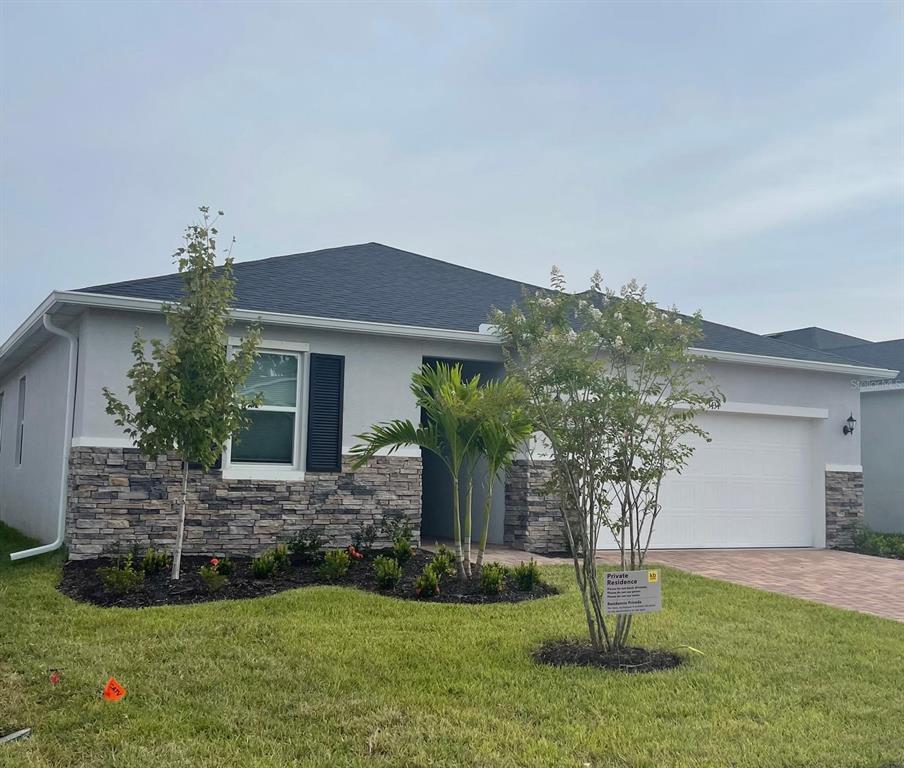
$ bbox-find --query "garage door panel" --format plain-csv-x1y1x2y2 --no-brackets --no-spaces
624,412,814,549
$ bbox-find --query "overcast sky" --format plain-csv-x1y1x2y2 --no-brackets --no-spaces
1,1,902,343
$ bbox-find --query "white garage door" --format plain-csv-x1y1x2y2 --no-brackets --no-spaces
644,412,815,548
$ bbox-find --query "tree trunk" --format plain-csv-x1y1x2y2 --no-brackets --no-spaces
475,488,494,572
171,459,189,580
463,478,473,579
451,477,467,581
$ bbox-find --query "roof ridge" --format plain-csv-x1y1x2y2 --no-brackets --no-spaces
75,241,543,295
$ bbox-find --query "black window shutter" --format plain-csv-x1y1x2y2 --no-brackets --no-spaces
306,353,344,472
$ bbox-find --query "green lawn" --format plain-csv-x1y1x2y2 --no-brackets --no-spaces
1,522,902,768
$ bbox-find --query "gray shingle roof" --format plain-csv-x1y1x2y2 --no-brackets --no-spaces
829,340,904,384
767,326,871,351
74,242,878,368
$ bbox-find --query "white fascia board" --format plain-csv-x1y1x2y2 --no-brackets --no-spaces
1,291,899,381
0,291,59,359
859,381,904,392
49,291,502,345
690,346,899,380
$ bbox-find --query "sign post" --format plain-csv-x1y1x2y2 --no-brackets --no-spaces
604,569,662,615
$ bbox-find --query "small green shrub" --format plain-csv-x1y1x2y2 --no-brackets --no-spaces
414,564,439,598
141,547,170,575
98,554,144,594
199,564,228,592
287,528,325,563
273,543,291,571
373,555,403,589
512,559,541,591
851,527,904,560
429,544,456,580
392,535,414,565
479,562,508,595
381,512,412,544
352,523,377,555
251,551,278,579
320,549,351,580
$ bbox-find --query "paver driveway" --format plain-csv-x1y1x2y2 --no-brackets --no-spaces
644,548,904,622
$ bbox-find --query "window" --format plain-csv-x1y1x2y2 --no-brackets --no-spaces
15,376,25,465
230,351,303,466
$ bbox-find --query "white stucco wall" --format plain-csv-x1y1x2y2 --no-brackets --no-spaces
0,330,73,542
861,389,904,533
704,361,862,467
73,309,504,452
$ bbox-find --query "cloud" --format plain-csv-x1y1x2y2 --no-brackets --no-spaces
664,98,904,246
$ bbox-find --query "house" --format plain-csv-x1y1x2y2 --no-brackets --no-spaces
769,328,904,534
1,243,898,560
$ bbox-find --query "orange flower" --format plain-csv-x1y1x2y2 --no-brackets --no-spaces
210,558,220,567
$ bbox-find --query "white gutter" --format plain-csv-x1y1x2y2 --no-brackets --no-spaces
9,314,78,561
1,291,899,380
687,346,899,379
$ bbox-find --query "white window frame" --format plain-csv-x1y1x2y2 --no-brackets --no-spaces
15,376,26,466
222,339,310,481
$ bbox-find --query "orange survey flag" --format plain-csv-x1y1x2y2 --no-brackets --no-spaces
102,677,126,701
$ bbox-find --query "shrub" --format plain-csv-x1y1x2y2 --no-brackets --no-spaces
213,556,234,576
287,528,325,563
320,549,351,580
352,523,377,555
851,527,904,560
479,562,508,595
414,564,440,598
392,535,414,565
512,559,541,591
429,544,456,580
98,554,144,594
141,547,170,575
273,543,291,571
251,551,277,579
373,555,403,589
199,563,228,592
381,511,413,544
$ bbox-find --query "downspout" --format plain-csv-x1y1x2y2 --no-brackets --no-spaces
9,314,78,561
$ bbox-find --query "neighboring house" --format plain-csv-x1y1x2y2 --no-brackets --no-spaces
0,244,898,560
769,328,904,534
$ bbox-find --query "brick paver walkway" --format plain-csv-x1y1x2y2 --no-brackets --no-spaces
426,542,903,621
643,548,904,622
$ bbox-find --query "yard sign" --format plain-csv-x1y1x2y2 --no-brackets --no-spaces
603,569,662,615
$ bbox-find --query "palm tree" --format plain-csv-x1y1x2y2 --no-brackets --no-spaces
474,380,534,571
351,362,482,580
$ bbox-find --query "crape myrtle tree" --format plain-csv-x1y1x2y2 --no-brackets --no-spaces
351,362,531,580
491,268,722,652
103,208,261,580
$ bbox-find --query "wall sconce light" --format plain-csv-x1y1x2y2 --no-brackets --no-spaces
843,412,857,436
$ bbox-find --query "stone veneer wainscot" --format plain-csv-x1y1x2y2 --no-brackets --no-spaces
504,460,866,554
824,469,864,550
66,447,421,560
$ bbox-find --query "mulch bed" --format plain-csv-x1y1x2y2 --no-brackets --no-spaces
532,640,683,673
58,549,559,609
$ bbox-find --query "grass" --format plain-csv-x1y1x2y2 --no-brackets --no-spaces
1,522,902,768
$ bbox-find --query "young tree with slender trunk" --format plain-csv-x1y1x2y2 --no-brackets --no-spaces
491,269,722,652
352,362,526,580
103,207,261,580
473,379,533,571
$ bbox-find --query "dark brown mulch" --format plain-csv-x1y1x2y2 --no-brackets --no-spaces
58,549,559,609
532,640,683,673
